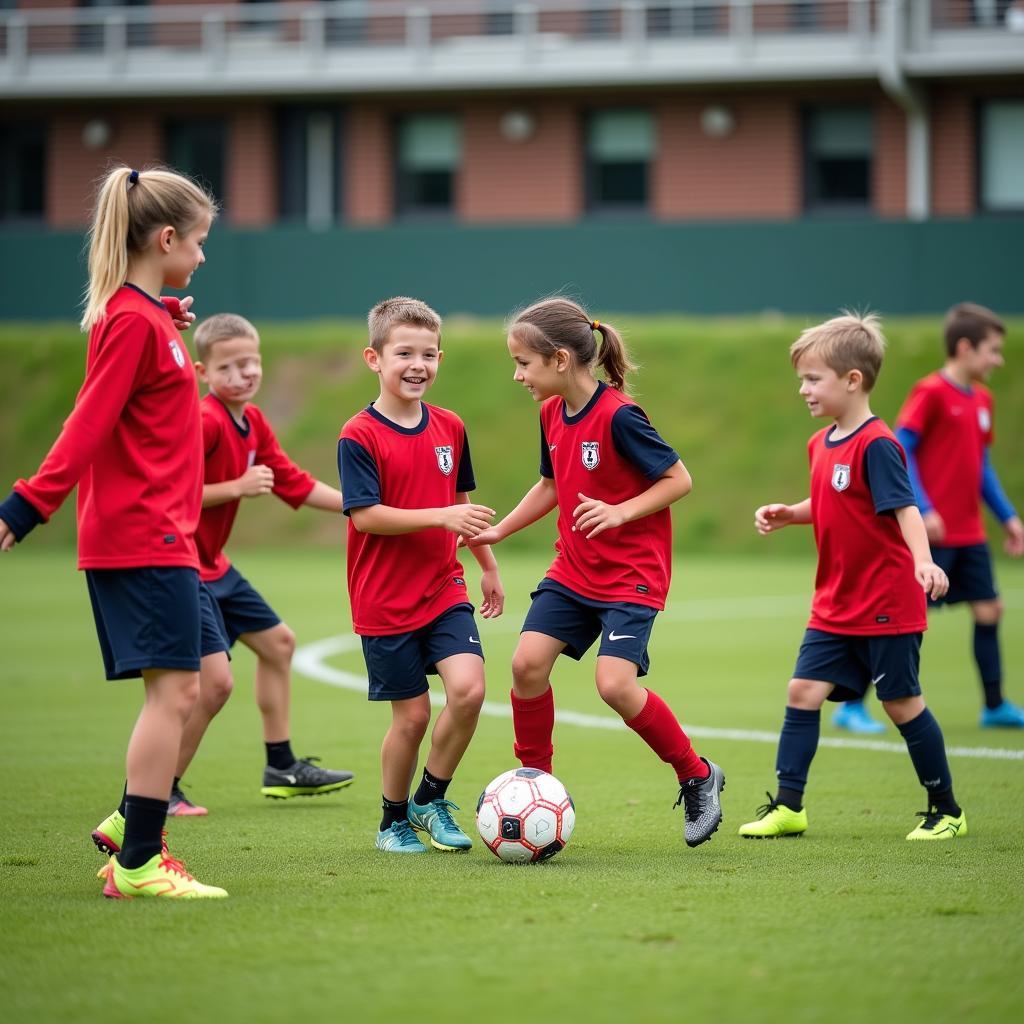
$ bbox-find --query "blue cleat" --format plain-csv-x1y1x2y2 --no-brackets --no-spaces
980,700,1024,729
408,798,473,851
832,701,885,734
375,819,427,854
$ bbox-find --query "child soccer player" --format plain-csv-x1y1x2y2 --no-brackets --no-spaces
338,297,504,853
739,313,965,841
470,297,725,849
895,302,1024,728
0,165,227,898
170,312,353,813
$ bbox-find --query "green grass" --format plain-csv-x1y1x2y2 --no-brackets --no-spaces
2,315,1021,555
2,549,1022,1023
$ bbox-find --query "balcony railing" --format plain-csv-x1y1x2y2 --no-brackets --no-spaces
1,1,1021,95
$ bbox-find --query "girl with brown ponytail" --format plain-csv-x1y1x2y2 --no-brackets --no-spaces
469,297,727,849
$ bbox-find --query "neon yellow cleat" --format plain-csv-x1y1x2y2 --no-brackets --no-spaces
102,851,227,900
906,808,967,840
91,810,125,856
738,793,808,838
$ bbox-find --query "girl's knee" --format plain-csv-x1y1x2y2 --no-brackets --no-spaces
973,599,1003,626
881,696,924,725
511,649,546,687
393,701,431,741
448,678,485,718
787,677,827,709
203,666,234,710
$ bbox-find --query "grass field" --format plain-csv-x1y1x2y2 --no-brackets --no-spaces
1,548,1022,1024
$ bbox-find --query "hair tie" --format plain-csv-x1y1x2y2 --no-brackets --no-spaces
128,169,139,187
591,320,601,331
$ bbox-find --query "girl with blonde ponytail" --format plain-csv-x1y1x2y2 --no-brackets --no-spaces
470,296,727,850
0,165,227,899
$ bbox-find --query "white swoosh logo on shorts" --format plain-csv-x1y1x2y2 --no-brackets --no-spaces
608,631,636,642
871,673,886,686
469,636,481,644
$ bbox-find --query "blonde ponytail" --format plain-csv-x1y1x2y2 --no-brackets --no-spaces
80,165,218,332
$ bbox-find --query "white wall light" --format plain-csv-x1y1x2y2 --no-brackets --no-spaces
500,109,536,143
700,105,736,139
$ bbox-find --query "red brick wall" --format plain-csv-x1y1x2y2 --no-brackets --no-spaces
653,94,802,219
460,101,581,222
227,107,277,227
931,90,975,217
874,97,907,218
345,105,392,225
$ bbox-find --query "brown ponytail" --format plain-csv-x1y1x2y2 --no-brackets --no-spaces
80,165,218,332
508,297,635,392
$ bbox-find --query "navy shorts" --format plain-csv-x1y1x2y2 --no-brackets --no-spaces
521,579,658,677
360,602,483,702
928,543,998,607
205,565,282,648
793,628,922,703
86,567,227,681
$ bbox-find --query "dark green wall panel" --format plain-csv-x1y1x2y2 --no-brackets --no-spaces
1,219,1020,319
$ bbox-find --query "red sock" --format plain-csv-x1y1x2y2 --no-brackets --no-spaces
625,690,708,782
511,687,554,773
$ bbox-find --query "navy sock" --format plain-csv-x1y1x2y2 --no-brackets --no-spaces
897,708,958,811
413,768,451,806
380,797,408,832
117,783,127,817
266,740,296,770
774,706,820,797
973,622,1003,710
172,775,182,794
120,795,168,869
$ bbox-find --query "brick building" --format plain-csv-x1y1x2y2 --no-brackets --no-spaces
2,0,1022,232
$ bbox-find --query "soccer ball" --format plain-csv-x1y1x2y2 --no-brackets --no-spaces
475,768,575,863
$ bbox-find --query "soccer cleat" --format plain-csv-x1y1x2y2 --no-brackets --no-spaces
832,701,885,734
408,798,473,851
102,851,228,900
674,757,725,848
168,784,208,817
980,700,1024,729
375,819,428,854
906,808,967,841
739,793,808,838
91,809,125,856
97,829,171,879
261,757,355,799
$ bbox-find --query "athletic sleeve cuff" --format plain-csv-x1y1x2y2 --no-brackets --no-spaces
0,490,45,541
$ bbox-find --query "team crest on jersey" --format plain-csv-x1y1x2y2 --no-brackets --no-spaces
978,407,991,432
168,340,186,368
435,446,454,476
831,463,851,492
581,441,600,471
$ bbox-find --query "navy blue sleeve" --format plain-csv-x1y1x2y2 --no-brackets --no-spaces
981,447,1017,523
0,491,44,542
338,438,381,516
894,426,933,515
456,429,476,493
539,420,553,479
610,406,680,480
865,438,917,515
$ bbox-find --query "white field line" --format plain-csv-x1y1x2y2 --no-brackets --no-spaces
293,632,1024,763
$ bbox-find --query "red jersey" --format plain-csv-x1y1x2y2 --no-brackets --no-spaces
196,394,316,582
540,383,678,610
338,403,475,636
808,417,926,636
896,372,994,546
14,285,202,570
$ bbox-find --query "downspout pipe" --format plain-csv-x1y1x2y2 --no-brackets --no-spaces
878,0,930,221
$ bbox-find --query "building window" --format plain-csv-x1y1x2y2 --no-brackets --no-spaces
395,114,461,216
165,118,226,211
979,99,1024,212
77,0,150,51
0,121,47,223
278,108,341,228
586,109,654,212
803,105,873,213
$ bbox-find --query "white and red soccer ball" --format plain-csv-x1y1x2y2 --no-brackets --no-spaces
476,768,575,863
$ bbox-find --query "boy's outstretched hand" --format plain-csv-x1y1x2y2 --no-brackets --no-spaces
439,503,495,540
0,519,14,552
1004,516,1024,558
478,568,504,619
915,561,949,600
754,503,793,534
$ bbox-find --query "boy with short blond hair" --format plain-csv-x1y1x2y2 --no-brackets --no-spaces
174,312,354,810
338,296,504,853
740,313,966,841
896,302,1024,728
